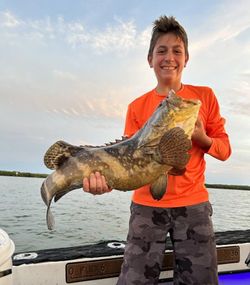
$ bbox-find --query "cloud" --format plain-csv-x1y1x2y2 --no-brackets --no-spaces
240,70,250,79
65,17,139,52
189,2,250,55
4,4,248,59
0,10,21,27
225,80,250,116
45,96,126,121
0,11,149,54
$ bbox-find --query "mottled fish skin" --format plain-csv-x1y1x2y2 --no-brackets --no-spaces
41,90,201,229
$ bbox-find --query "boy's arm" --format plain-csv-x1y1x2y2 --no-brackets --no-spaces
192,117,212,151
202,90,231,161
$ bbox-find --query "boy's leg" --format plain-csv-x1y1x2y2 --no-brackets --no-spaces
170,201,218,285
116,202,170,285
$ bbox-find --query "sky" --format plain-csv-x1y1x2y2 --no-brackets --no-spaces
0,0,250,185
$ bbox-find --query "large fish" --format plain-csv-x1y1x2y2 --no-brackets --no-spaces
41,90,201,229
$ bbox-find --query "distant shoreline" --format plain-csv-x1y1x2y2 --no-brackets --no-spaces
0,170,250,190
0,170,48,178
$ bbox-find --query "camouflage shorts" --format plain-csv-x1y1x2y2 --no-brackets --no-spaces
116,201,218,285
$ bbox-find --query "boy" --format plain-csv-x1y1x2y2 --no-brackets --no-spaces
83,16,231,284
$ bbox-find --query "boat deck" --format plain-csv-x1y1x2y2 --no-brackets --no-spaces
12,229,250,285
13,229,250,265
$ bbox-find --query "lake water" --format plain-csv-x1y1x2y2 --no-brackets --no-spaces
0,176,249,253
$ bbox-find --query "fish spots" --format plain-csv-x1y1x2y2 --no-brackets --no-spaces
94,150,130,179
103,145,135,171
52,171,67,187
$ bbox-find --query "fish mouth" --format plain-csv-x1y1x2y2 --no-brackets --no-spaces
41,180,55,230
41,180,51,206
167,90,201,108
182,98,201,107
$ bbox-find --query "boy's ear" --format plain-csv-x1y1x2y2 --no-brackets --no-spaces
148,55,153,68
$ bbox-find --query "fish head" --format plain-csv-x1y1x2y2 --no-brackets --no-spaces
41,158,86,230
138,90,201,147
159,90,201,138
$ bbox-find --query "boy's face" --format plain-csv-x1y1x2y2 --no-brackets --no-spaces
148,33,188,88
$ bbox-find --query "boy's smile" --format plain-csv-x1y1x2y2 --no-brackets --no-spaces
148,33,188,92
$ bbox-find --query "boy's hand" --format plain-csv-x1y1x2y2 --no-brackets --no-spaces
83,172,112,195
192,117,212,150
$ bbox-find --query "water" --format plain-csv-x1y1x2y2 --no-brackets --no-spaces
0,176,249,253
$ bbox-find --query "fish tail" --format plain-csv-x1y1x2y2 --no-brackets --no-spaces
44,140,80,170
41,179,50,206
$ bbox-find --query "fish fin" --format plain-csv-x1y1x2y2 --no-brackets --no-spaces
168,167,186,176
105,137,128,146
158,127,191,169
47,206,55,230
150,174,167,200
82,136,128,147
44,141,80,170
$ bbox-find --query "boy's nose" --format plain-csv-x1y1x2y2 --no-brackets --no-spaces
164,51,174,61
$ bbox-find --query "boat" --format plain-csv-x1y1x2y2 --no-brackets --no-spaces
1,228,250,285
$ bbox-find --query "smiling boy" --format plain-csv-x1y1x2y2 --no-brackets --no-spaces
83,16,231,284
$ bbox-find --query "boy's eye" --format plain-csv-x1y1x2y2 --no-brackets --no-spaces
174,49,182,54
157,49,166,54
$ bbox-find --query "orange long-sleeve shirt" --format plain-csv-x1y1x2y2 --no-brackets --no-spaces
124,84,231,207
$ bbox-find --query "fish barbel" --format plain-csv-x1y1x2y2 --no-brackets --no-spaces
41,90,201,229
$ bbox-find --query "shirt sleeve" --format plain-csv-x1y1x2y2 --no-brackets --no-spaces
123,104,140,138
205,89,232,161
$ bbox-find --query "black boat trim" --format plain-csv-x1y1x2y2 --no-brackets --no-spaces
0,269,12,278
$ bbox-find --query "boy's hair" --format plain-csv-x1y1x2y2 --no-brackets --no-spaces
148,16,189,58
